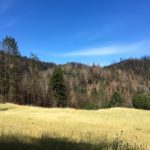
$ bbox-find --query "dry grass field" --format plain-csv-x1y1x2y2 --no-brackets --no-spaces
0,103,150,149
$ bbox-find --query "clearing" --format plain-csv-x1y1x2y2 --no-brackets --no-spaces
0,103,150,149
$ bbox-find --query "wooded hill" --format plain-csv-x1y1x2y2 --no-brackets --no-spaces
0,36,150,109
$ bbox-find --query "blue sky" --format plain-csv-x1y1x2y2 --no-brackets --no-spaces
0,0,150,66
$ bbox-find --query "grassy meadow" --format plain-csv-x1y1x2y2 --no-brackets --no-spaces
0,103,150,150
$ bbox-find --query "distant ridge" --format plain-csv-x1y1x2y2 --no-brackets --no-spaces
0,51,150,108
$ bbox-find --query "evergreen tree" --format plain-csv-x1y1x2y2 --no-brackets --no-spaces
8,82,16,101
1,36,21,102
0,52,5,100
50,67,68,107
110,91,123,107
2,36,20,56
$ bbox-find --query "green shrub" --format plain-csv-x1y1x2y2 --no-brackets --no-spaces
82,102,99,110
101,101,111,108
133,94,150,110
110,92,123,107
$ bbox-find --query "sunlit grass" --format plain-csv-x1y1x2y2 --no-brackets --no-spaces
0,103,150,149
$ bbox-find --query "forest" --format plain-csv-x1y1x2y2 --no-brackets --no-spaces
0,36,150,109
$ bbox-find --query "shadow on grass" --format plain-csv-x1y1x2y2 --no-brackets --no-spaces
0,105,14,111
0,134,147,150
0,108,11,111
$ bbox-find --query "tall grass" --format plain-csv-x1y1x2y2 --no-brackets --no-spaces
0,103,150,149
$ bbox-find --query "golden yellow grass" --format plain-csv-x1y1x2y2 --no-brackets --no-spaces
0,103,150,149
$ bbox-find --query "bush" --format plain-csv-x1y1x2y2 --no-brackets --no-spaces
81,102,99,110
101,101,111,108
132,94,150,110
110,92,123,107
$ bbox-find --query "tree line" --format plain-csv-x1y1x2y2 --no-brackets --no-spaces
0,36,67,107
0,36,150,109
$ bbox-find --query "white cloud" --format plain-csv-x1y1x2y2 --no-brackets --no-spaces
63,46,120,57
62,41,150,57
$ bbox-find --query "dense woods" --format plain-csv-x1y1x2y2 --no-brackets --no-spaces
0,36,150,109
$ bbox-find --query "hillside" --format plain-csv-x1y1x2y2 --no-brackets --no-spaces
0,103,149,149
106,57,150,80
0,51,150,108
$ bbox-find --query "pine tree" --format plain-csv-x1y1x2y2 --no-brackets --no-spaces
1,36,21,102
0,52,5,101
2,36,20,56
110,91,123,107
50,67,68,107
